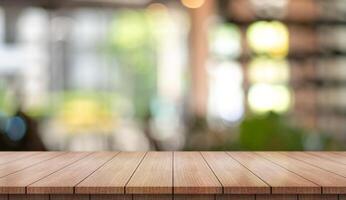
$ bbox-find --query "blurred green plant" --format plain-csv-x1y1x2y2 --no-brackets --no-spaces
0,89,15,115
239,112,304,150
52,91,118,133
107,10,157,120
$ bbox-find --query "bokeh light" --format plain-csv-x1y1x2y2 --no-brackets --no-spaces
5,116,27,141
210,23,241,58
248,57,289,84
208,61,244,122
146,3,167,13
248,84,291,113
58,96,114,134
247,21,289,57
181,0,205,9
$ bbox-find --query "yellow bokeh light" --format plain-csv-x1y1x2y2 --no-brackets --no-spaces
181,0,205,9
58,98,114,133
146,3,168,13
249,57,289,84
248,84,291,113
247,21,289,57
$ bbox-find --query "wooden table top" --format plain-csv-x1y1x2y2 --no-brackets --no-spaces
0,151,345,196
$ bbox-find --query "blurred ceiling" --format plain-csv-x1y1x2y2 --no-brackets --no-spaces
0,0,153,9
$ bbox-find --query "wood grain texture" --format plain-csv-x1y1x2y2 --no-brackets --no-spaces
76,152,144,194
174,152,222,194
0,152,62,178
282,152,346,177
216,194,255,200
27,152,117,194
50,195,89,200
133,195,172,200
8,195,49,200
256,195,297,200
174,195,215,200
90,194,132,200
257,152,346,194
126,152,172,194
228,152,320,194
308,152,346,165
298,195,338,200
202,152,269,194
0,152,38,165
0,152,90,194
2,151,346,197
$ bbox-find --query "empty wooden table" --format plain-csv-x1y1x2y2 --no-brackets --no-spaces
0,152,345,200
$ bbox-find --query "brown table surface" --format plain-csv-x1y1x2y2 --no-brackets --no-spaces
0,151,346,199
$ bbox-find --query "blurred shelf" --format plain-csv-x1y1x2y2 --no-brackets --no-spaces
235,52,346,62
226,19,346,26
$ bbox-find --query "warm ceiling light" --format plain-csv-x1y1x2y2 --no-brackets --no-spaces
181,0,205,9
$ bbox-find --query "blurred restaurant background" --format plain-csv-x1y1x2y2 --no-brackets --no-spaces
0,0,345,151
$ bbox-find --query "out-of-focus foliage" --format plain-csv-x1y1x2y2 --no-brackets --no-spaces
239,112,304,150
108,10,157,119
0,89,15,115
55,91,117,133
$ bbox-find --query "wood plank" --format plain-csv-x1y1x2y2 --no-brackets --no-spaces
27,152,117,194
76,152,145,194
174,195,215,200
201,152,269,194
8,195,49,200
330,152,346,164
257,152,346,194
90,194,132,200
0,152,39,165
227,152,320,194
0,152,62,178
298,195,338,200
126,152,172,194
282,152,346,177
1,151,346,198
216,194,255,200
0,152,90,194
50,195,89,200
256,195,297,200
133,194,172,200
308,152,346,165
174,152,222,194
